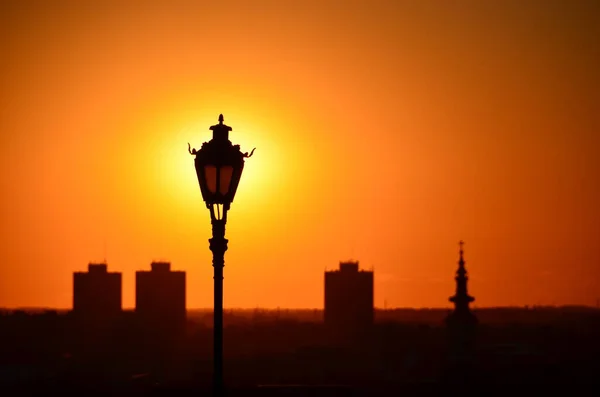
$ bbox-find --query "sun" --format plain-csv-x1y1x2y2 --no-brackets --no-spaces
112,92,312,228
147,114,284,217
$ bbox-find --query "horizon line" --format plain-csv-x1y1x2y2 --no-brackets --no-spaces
1,304,599,312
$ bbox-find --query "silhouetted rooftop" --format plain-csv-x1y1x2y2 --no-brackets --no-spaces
89,263,107,273
150,262,172,272
326,261,372,274
73,263,119,274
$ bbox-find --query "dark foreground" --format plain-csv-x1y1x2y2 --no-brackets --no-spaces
2,307,600,395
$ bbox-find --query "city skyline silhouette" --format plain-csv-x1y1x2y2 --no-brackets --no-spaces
61,241,477,313
1,244,599,393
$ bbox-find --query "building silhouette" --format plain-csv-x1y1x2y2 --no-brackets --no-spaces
72,263,122,316
445,241,478,380
135,261,186,336
324,261,374,338
446,241,477,326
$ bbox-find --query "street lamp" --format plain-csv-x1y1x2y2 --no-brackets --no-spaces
188,114,254,394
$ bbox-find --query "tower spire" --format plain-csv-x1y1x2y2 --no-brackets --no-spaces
445,240,478,374
449,240,475,316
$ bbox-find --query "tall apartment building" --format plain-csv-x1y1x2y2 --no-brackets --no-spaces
324,261,374,332
73,263,122,316
135,261,186,335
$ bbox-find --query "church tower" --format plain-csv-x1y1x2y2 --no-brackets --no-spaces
448,240,477,323
444,240,479,389
445,240,478,366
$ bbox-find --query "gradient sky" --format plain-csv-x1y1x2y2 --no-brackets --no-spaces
1,0,599,309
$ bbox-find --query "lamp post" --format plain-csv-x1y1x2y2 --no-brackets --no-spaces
189,114,254,395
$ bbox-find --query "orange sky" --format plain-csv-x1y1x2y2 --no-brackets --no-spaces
1,0,599,309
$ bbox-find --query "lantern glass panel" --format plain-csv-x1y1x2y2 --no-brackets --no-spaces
219,166,234,195
204,165,217,194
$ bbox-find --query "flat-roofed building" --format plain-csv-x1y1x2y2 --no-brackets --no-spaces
135,261,186,335
324,261,374,334
73,263,122,316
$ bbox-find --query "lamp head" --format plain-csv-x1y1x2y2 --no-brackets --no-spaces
191,115,252,218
